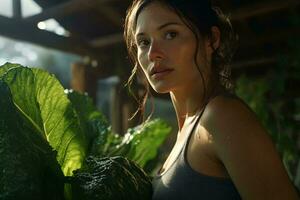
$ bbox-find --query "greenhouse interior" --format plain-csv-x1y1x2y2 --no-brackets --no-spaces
0,0,300,199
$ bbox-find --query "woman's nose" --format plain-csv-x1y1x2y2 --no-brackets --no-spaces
148,41,163,62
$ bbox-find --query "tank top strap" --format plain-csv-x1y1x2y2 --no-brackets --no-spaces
181,104,206,154
181,93,221,156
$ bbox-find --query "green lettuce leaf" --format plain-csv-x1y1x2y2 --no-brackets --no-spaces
66,90,110,155
1,63,87,176
0,79,65,199
0,62,21,77
65,90,171,171
108,119,171,169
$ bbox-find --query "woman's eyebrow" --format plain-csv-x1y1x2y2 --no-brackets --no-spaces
135,22,183,38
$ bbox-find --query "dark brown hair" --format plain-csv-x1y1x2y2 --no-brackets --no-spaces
124,0,238,121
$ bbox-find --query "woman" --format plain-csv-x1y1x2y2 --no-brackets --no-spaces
124,0,300,199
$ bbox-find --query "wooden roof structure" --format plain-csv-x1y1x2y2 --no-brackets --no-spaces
3,1,300,179
1,0,300,150
1,0,299,77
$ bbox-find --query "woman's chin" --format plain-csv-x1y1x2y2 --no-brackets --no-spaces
151,84,172,94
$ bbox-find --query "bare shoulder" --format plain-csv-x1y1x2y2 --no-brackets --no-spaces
202,94,256,127
200,94,300,200
201,94,272,147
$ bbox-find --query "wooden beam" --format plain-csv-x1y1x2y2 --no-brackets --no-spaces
24,0,120,23
231,57,277,69
88,0,300,48
0,16,99,58
95,5,123,27
25,0,106,23
89,33,124,47
26,0,299,24
231,0,300,20
239,27,300,50
23,0,300,51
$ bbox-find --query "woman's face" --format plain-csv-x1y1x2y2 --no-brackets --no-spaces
134,2,211,94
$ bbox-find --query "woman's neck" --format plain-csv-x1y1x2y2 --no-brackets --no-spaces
170,82,222,131
170,87,205,131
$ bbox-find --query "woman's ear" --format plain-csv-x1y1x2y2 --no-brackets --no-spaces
212,26,221,49
207,26,221,53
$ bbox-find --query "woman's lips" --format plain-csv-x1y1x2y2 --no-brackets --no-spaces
151,69,174,79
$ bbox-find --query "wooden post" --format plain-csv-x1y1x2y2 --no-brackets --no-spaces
110,80,141,135
12,0,22,19
70,60,98,103
110,82,123,134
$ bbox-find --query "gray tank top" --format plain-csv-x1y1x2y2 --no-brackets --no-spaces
152,103,242,200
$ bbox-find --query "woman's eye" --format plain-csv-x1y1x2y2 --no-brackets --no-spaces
165,31,177,40
137,39,150,47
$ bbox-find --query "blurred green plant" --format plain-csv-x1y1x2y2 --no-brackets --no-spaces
0,63,171,199
235,14,300,182
235,74,299,180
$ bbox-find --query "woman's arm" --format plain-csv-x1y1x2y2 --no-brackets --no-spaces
202,96,300,200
